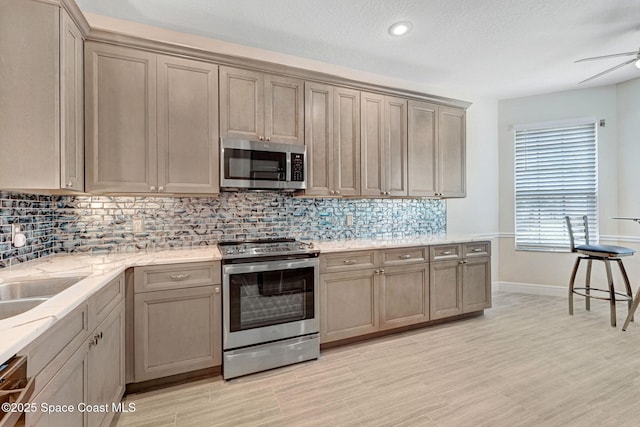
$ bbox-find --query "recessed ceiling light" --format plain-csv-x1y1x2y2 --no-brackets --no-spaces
388,21,412,37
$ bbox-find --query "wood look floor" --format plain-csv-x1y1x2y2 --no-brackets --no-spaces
115,292,640,427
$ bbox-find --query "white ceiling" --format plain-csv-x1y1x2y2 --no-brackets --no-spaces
75,0,640,99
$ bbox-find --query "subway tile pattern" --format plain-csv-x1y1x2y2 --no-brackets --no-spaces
0,191,445,268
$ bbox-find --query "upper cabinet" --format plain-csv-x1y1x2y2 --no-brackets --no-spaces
408,101,466,198
85,43,219,194
361,93,407,197
438,106,466,197
0,0,87,192
304,82,360,197
220,66,304,144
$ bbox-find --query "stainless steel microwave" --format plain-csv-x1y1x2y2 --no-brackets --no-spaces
220,138,306,190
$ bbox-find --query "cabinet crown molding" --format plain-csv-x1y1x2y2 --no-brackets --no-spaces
85,28,471,110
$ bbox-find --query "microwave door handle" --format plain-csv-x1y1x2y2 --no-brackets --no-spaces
286,152,291,182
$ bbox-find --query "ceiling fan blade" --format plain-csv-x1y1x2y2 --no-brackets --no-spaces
579,58,637,84
575,51,637,63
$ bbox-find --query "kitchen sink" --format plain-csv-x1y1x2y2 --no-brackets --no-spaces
0,276,87,301
0,298,49,320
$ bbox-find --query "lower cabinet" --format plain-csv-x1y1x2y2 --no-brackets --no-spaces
320,268,378,343
131,262,222,383
320,242,491,344
28,344,88,427
87,300,125,427
379,264,429,330
430,260,463,320
133,286,220,382
320,248,429,343
27,298,125,427
430,243,492,320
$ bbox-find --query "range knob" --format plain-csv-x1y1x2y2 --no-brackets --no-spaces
224,248,235,255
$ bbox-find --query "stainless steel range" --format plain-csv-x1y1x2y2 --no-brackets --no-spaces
218,238,319,379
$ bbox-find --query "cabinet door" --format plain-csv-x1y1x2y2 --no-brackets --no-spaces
438,106,466,197
219,66,263,140
157,55,219,194
87,300,125,427
360,92,385,196
304,82,333,196
408,100,437,197
334,88,360,196
134,286,218,382
320,269,378,343
85,42,157,192
430,260,463,320
463,257,491,313
27,344,88,427
385,96,408,196
379,263,429,330
60,9,84,192
265,74,304,144
0,0,60,190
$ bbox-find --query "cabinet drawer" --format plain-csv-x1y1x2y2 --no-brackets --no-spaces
89,273,125,331
20,303,89,393
464,241,491,257
430,244,462,261
320,251,376,273
134,262,219,293
379,247,427,266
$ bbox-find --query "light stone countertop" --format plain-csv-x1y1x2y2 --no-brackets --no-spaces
0,247,222,362
309,235,493,253
0,235,492,363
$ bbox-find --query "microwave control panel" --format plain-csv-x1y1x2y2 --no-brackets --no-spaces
291,153,304,182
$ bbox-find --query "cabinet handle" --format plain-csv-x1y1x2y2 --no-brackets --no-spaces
399,254,412,259
335,190,341,195
330,190,335,195
379,269,385,274
259,136,264,141
442,251,452,255
472,248,483,252
343,260,357,265
66,181,73,187
150,186,156,191
170,273,190,280
266,137,271,142
215,286,220,294
159,186,165,192
459,260,467,264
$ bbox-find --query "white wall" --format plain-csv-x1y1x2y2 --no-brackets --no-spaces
498,78,640,292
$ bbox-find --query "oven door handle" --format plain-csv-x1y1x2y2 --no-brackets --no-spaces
223,258,318,275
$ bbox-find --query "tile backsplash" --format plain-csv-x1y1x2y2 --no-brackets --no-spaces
0,191,446,268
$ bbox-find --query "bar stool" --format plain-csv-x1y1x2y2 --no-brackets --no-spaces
565,215,634,327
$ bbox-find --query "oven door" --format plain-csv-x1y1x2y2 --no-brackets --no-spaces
222,257,319,350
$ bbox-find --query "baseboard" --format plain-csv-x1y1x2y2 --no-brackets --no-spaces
493,281,566,298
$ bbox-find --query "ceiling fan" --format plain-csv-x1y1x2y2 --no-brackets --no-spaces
576,48,640,84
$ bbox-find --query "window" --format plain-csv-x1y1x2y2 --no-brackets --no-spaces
514,119,598,251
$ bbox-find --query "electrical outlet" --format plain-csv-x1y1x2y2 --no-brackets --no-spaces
132,218,144,233
345,214,353,226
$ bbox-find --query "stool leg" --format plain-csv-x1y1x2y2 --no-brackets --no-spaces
604,260,616,327
623,292,640,331
585,259,592,311
569,257,582,315
616,259,634,319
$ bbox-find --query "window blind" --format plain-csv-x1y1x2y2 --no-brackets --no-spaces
514,121,598,251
